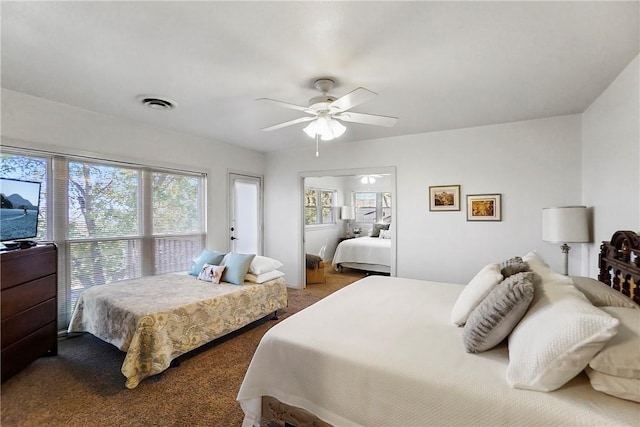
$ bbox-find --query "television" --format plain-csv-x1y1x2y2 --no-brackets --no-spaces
0,177,42,245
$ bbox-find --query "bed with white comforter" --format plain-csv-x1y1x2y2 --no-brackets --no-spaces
331,236,391,273
238,267,640,426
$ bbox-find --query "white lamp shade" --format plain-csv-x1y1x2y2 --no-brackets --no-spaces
341,206,355,220
542,206,589,243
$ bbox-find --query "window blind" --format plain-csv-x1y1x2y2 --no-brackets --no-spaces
1,148,206,328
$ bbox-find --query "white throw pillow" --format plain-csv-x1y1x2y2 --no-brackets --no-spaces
522,251,573,285
248,255,283,275
589,306,640,379
586,368,640,403
378,229,391,239
507,279,619,391
244,270,285,284
450,263,503,326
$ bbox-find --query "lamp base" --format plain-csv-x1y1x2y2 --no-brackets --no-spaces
560,243,571,275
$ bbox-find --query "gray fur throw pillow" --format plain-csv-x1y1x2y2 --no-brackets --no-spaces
463,271,535,353
500,256,531,278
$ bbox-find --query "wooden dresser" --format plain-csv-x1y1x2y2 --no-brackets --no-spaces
1,244,58,382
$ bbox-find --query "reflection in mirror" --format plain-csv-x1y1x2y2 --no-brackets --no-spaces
302,169,395,286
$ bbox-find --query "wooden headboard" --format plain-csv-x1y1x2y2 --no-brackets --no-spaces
598,230,640,305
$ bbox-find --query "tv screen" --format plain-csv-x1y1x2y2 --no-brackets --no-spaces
0,177,42,242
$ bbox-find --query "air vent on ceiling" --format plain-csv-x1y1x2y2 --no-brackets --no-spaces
136,95,176,110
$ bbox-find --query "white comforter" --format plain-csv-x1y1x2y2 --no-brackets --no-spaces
332,236,390,269
238,276,639,427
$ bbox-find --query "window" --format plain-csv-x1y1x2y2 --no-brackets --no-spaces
354,192,392,224
305,188,337,226
1,149,206,328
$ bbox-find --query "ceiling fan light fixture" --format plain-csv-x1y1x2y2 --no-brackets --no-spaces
361,176,376,184
304,116,346,141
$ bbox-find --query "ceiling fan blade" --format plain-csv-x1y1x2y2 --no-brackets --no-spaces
330,87,377,112
336,111,398,127
256,98,314,114
261,116,315,132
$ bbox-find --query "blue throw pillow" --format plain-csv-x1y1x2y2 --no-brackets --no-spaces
189,249,226,276
222,253,256,285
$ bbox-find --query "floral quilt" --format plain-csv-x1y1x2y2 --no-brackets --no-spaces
68,273,287,388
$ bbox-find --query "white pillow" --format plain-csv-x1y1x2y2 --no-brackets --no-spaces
248,256,283,275
244,270,285,284
378,229,391,239
507,279,619,391
450,263,503,326
589,306,640,379
586,368,640,403
522,251,573,285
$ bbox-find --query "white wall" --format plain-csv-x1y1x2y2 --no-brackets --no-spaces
582,55,640,277
265,115,583,286
1,89,265,252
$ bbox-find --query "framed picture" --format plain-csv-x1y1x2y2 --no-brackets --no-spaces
429,185,461,211
467,194,502,221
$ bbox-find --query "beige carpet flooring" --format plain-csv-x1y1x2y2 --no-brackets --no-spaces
1,266,366,427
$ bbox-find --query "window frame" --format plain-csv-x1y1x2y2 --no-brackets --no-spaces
353,191,392,225
1,145,207,329
304,187,338,228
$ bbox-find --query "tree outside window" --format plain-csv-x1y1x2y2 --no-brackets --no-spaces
305,188,336,225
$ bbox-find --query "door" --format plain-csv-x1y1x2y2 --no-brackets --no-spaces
229,173,262,254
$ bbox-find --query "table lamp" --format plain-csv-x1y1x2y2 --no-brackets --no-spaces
542,206,589,275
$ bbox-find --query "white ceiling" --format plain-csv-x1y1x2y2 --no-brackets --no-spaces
2,1,638,153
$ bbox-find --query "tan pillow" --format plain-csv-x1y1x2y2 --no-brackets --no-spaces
586,368,640,403
570,276,639,309
589,306,640,379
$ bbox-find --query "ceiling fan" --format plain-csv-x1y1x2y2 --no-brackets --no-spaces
258,78,398,142
355,174,384,184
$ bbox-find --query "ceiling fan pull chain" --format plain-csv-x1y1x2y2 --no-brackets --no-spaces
315,133,320,157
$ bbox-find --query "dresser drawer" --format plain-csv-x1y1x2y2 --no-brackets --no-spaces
1,298,56,347
1,275,56,319
1,245,56,290
1,321,57,382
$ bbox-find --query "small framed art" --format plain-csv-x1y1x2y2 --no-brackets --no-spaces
429,185,461,211
467,194,502,221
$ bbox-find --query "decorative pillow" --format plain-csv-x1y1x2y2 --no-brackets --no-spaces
189,249,226,276
500,256,530,279
197,264,226,284
463,272,535,353
248,256,283,275
522,251,573,285
221,253,256,285
378,229,391,239
570,276,639,309
370,223,390,238
506,279,619,392
586,368,640,403
245,270,285,284
450,263,504,326
589,306,640,379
